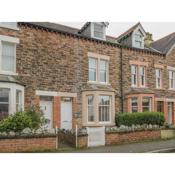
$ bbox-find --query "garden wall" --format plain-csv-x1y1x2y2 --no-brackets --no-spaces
0,135,56,152
106,130,161,145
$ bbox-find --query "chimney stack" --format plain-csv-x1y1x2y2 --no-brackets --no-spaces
144,32,154,47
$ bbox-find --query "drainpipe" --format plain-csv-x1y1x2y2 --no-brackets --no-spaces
120,46,124,113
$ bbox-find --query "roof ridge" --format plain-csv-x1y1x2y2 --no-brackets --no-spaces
116,22,141,40
153,32,175,44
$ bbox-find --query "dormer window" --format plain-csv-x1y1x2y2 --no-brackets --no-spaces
134,30,143,48
93,23,105,40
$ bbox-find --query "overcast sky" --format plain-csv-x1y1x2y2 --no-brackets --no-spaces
59,22,175,41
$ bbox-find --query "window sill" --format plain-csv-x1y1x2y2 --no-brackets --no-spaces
0,72,18,76
155,87,165,90
131,86,148,88
168,89,175,91
88,81,110,86
0,25,19,31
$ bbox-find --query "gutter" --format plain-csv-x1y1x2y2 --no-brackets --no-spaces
120,46,124,112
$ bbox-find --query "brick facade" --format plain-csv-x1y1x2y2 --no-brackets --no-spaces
0,22,174,132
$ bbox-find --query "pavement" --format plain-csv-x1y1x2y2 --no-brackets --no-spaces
67,139,175,153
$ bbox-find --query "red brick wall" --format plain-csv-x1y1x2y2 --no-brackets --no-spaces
0,136,56,152
106,130,161,145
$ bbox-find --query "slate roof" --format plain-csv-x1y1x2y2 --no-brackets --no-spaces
152,32,175,54
116,22,141,41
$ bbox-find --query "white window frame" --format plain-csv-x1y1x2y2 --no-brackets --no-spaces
0,82,24,115
0,35,19,75
98,95,111,123
130,97,138,113
155,69,162,88
142,97,152,112
91,23,106,40
88,53,109,85
169,70,175,90
131,65,137,87
87,95,95,123
139,66,145,87
88,57,97,82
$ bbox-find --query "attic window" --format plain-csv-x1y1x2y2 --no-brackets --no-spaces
134,30,143,48
93,23,105,40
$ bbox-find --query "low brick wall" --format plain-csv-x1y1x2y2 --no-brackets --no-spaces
106,130,161,145
0,135,56,152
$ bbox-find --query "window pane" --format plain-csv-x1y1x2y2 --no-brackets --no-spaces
142,97,151,112
157,101,164,113
94,24,104,38
16,90,22,112
0,88,9,120
140,66,145,86
87,96,94,122
131,97,138,113
100,60,108,83
2,42,15,72
99,95,110,122
88,58,97,81
131,65,137,86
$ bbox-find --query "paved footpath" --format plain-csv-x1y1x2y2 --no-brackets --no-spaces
69,139,175,153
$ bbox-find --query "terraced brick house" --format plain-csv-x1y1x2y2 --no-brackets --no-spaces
0,22,174,146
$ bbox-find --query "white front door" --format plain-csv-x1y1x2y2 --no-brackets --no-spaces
87,127,105,147
168,102,173,125
40,100,53,129
61,99,72,130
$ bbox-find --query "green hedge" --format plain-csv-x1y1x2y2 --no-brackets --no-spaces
0,105,47,133
116,112,165,126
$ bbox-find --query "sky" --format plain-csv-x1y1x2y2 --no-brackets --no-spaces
59,22,175,41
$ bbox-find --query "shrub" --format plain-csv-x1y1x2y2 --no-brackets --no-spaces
0,105,47,133
116,112,165,127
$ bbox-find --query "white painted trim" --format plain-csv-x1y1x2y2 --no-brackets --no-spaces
0,35,19,44
88,52,110,60
36,90,77,97
36,90,58,96
167,66,175,71
166,98,175,102
58,92,77,97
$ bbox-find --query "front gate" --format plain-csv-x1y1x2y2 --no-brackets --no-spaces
87,127,105,147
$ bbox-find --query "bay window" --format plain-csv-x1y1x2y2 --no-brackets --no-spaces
142,97,152,112
131,65,137,86
89,58,97,81
0,88,9,120
0,83,24,120
130,97,138,113
139,66,145,86
169,71,175,89
156,69,161,88
99,95,110,122
83,91,114,126
87,95,95,122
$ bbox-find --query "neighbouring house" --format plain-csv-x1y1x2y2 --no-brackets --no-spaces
0,22,174,146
